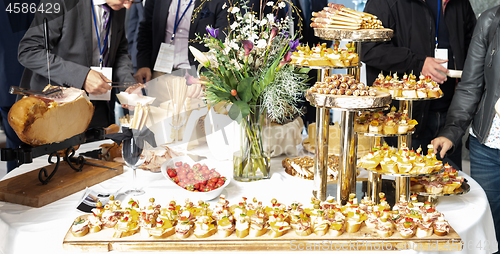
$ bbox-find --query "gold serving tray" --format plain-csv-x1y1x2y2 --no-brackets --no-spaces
63,217,462,252
414,180,471,197
306,90,391,109
314,28,393,42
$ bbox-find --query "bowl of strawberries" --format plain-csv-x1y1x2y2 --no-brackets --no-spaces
161,156,230,200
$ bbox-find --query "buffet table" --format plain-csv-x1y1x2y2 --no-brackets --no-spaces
0,140,497,254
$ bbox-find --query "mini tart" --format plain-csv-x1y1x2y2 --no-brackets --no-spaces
383,121,397,134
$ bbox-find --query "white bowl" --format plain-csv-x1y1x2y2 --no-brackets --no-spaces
160,156,231,201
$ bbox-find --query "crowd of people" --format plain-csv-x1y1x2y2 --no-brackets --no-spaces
1,0,499,252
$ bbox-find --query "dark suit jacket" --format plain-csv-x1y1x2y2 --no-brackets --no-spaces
127,2,144,72
136,0,228,70
18,0,135,92
1,0,37,108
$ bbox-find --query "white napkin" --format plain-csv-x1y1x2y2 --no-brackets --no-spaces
116,92,156,106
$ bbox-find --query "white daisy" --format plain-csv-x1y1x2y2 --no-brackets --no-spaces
266,1,274,6
259,19,267,26
278,2,286,9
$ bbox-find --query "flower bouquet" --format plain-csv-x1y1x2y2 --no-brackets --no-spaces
190,0,310,181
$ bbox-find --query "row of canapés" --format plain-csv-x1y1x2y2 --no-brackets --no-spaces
70,193,450,240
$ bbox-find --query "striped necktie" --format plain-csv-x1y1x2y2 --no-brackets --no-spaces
101,4,111,66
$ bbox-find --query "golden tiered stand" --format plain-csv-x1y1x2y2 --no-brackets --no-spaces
306,28,393,204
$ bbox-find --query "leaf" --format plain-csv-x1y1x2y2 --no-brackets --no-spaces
297,67,311,74
237,77,253,102
228,101,250,123
259,58,280,92
212,90,231,100
223,70,238,89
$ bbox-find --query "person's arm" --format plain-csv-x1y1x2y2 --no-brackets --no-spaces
135,0,154,82
18,0,90,90
361,0,427,75
127,4,139,54
434,13,491,155
113,12,136,85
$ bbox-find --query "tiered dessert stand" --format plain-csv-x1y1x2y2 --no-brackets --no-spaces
306,28,393,204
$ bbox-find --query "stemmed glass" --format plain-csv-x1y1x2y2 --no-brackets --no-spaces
122,137,146,196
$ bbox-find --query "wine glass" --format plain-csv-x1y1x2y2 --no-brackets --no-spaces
122,137,146,196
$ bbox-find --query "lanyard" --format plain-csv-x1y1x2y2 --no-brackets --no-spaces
171,0,193,41
435,0,440,48
91,0,111,68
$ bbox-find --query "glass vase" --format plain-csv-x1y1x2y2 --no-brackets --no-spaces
233,105,271,182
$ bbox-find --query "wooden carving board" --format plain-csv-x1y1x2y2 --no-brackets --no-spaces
63,219,462,252
0,159,123,207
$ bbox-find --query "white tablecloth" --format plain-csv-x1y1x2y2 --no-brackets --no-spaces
0,140,497,254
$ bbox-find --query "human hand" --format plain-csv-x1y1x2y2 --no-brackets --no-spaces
134,67,152,83
83,70,112,95
431,136,453,159
422,57,449,84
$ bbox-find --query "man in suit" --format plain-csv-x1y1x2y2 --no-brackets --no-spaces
134,0,229,83
18,0,136,129
1,0,38,172
127,0,144,73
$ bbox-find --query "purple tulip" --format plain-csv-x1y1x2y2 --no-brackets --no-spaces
206,26,219,39
241,40,254,56
289,39,300,52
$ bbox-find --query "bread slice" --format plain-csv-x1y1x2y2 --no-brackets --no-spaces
71,225,89,237
218,228,234,238
295,228,312,236
345,220,362,233
249,227,267,237
235,228,249,238
194,227,217,238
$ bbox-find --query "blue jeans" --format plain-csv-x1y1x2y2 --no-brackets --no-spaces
470,136,500,253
